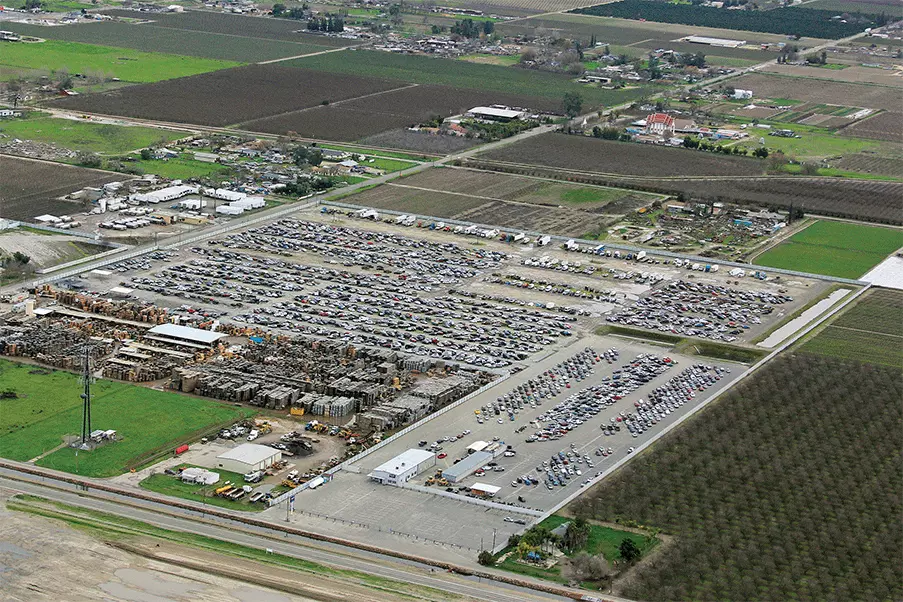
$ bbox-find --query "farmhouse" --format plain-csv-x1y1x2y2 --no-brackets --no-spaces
216,443,282,474
645,113,676,137
368,449,436,485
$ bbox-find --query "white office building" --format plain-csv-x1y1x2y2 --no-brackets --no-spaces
368,449,436,486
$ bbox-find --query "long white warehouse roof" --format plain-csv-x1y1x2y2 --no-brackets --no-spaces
468,106,524,119
147,323,226,344
216,443,279,465
471,482,501,494
371,449,435,477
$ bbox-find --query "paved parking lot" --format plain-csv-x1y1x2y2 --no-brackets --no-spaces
276,333,745,551
348,334,742,510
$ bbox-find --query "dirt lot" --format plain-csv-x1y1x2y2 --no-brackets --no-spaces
0,495,434,602
838,111,903,143
462,158,903,224
0,155,123,221
0,230,109,269
0,498,304,601
759,62,903,87
335,173,649,237
728,72,903,111
480,133,766,177
359,128,482,154
396,167,654,212
242,83,566,141
50,65,406,127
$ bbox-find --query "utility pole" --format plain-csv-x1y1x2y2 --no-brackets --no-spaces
79,345,93,447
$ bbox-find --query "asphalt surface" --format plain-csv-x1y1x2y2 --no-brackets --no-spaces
0,469,570,602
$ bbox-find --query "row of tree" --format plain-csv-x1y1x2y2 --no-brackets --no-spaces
574,0,881,39
450,17,494,38
307,15,344,32
573,353,903,601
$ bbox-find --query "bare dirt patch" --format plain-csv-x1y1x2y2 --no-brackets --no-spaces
0,155,123,221
50,65,404,127
729,72,902,111
480,133,765,177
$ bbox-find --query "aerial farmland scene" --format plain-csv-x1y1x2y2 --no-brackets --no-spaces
0,0,900,598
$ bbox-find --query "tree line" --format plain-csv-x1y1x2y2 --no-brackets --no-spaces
573,0,883,39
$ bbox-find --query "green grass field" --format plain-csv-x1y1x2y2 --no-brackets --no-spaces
734,122,879,159
128,153,233,180
0,359,253,477
139,464,266,512
755,220,903,279
0,113,186,155
0,40,239,83
287,50,649,107
360,156,418,172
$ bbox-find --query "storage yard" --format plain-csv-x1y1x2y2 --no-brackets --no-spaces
0,198,859,552
257,334,743,551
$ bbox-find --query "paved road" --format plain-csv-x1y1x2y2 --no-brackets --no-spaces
0,470,571,602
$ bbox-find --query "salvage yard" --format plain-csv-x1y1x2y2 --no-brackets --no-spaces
277,333,743,551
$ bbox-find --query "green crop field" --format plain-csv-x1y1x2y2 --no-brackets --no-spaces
755,220,903,278
0,359,253,477
0,113,186,155
3,21,330,63
286,50,649,107
736,125,879,159
802,288,903,367
0,40,240,83
359,157,419,172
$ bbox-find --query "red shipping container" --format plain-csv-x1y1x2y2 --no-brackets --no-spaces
175,444,189,455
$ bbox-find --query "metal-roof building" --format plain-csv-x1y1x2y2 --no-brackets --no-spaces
467,106,525,121
368,449,436,486
146,323,226,348
441,450,492,483
471,482,501,497
216,443,281,474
